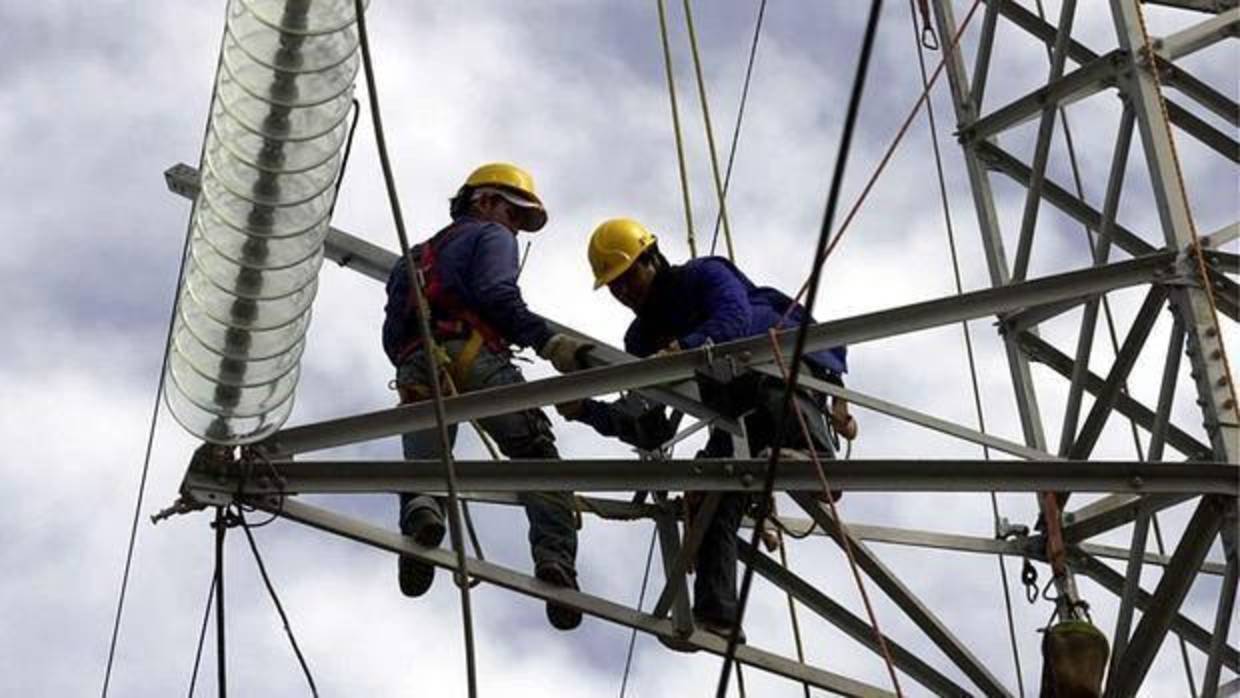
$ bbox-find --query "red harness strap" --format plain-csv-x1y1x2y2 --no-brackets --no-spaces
394,223,508,364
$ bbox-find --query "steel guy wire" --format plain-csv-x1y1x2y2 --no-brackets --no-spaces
101,26,228,698
779,0,986,324
618,525,659,698
352,1,479,695
714,2,889,694
904,0,1025,693
186,571,217,698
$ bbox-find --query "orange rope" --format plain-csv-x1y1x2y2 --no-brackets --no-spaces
767,329,904,697
1131,1,1239,424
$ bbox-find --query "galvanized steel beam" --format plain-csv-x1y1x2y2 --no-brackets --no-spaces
181,457,1240,497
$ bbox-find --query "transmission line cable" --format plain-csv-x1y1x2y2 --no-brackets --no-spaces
709,0,767,258
655,0,697,257
903,1,1026,694
101,30,228,696
681,0,735,261
351,2,479,695
715,2,889,694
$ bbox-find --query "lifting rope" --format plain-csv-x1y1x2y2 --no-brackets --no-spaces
352,1,480,695
709,0,767,259
655,0,697,258
715,4,896,695
767,334,903,696
681,0,736,262
904,1,1027,694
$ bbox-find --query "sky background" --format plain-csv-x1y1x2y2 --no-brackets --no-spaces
1,1,1236,696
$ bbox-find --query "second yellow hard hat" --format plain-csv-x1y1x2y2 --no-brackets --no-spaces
587,218,657,289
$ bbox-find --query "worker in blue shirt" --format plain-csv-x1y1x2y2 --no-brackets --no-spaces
383,163,590,630
558,218,856,641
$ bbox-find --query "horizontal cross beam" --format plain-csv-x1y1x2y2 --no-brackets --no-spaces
255,251,1177,456
181,458,1239,498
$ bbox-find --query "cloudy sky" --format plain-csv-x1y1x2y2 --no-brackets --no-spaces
2,1,1236,696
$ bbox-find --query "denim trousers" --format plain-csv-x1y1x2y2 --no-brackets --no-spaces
397,340,577,570
693,377,834,623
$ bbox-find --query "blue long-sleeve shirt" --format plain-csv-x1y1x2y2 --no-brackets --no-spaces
577,256,847,438
383,216,553,365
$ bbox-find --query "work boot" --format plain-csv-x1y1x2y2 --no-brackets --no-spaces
535,562,582,631
398,506,446,598
694,614,746,645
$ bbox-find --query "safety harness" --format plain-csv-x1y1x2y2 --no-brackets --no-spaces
394,222,508,398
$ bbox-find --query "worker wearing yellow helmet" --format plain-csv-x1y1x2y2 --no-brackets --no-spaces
562,217,855,642
382,163,590,631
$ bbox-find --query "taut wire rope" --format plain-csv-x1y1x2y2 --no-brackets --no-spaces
101,27,228,698
715,3,891,694
617,525,659,698
681,0,736,261
709,0,767,258
352,1,479,694
655,0,697,257
186,567,217,697
904,0,1025,693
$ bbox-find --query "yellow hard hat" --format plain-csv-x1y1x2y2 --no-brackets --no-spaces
463,162,547,231
588,218,657,289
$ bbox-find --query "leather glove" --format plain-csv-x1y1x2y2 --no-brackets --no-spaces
654,340,681,357
539,333,593,373
555,400,586,421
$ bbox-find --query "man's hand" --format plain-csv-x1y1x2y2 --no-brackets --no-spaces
555,400,586,421
539,333,593,373
654,340,681,357
831,397,858,440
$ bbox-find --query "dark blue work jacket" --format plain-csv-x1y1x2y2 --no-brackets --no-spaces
382,216,553,365
622,256,847,376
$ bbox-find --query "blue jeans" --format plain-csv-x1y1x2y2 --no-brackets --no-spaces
396,340,577,571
